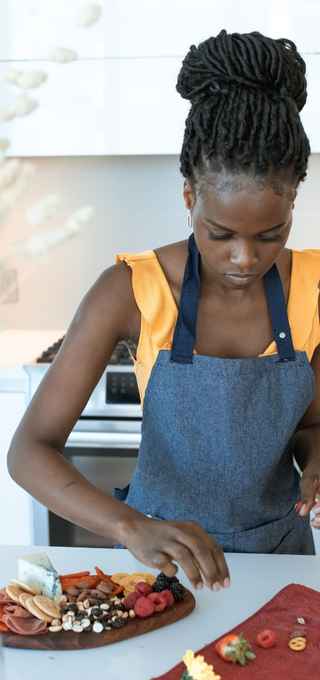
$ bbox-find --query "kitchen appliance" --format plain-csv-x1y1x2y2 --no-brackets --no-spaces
25,336,142,548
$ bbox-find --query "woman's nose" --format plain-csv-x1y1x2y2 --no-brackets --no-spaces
230,241,258,271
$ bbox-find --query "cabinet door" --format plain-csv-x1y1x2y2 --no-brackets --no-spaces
0,392,32,545
1,0,320,61
1,58,189,156
2,52,320,157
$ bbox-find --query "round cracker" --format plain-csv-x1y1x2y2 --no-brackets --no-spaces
23,596,53,623
9,579,39,595
33,595,60,619
19,592,32,608
5,584,25,604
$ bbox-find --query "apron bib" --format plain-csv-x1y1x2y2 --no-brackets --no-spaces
114,235,315,554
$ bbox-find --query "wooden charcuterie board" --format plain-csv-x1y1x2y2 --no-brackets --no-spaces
2,589,195,651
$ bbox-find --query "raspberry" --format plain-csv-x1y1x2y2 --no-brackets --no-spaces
122,591,140,610
147,592,167,612
159,589,174,607
135,581,153,596
134,596,155,619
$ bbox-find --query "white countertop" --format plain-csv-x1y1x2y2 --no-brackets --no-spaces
1,546,320,680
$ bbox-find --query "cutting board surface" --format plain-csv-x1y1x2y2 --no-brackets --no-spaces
3,589,195,651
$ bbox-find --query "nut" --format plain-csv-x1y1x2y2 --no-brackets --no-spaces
83,599,91,609
92,621,104,633
51,618,62,626
122,612,129,619
100,603,110,611
77,602,85,612
76,591,90,602
129,609,136,618
72,623,83,633
116,610,123,617
297,617,306,625
58,595,67,605
62,620,73,631
81,618,91,629
62,613,74,623
48,624,63,633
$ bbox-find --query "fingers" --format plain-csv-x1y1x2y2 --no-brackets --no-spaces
174,523,230,590
166,544,204,589
299,470,320,515
160,562,178,578
192,543,229,589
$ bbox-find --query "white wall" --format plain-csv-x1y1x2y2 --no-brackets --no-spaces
1,153,320,332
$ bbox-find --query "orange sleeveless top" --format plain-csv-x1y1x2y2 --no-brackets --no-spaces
115,248,320,406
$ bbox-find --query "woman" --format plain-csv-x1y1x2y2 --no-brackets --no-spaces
8,30,320,592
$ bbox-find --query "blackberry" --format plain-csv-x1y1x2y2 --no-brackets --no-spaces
170,582,185,602
153,572,179,592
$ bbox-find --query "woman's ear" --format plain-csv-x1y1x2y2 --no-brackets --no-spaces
183,180,195,211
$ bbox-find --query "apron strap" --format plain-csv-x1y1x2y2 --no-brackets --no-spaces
263,264,295,362
171,234,295,364
170,233,200,364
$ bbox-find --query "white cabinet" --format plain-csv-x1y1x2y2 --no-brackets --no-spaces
0,391,32,545
1,0,320,61
2,58,189,156
3,52,320,156
2,1,320,156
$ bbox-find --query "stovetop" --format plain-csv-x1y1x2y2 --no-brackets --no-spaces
36,336,137,365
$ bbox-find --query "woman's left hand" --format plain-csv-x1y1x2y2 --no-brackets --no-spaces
299,463,320,528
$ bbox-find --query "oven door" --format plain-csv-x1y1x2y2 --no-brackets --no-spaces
32,419,141,547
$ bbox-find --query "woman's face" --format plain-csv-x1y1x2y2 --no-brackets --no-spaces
184,173,296,290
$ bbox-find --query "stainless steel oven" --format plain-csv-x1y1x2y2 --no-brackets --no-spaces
24,338,142,548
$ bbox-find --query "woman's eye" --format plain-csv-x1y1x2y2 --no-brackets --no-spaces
207,230,283,242
207,231,231,240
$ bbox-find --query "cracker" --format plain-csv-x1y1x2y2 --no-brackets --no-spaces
5,584,25,604
9,579,39,595
33,595,60,620
23,596,53,623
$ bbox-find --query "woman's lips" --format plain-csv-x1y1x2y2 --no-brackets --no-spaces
224,273,257,285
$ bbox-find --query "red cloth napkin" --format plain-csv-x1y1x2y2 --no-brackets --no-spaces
151,584,320,679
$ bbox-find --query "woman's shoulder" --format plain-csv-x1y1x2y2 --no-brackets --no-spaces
115,239,188,304
292,247,320,285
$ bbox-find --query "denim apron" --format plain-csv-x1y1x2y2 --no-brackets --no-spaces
114,234,315,554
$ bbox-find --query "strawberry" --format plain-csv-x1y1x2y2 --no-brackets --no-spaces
215,633,256,665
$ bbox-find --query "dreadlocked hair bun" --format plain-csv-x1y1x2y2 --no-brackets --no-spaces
176,29,310,185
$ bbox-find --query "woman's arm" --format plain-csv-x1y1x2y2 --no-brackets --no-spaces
7,261,230,589
7,262,142,544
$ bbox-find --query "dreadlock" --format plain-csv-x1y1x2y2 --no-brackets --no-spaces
176,30,310,192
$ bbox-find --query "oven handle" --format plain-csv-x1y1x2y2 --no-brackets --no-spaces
65,431,141,449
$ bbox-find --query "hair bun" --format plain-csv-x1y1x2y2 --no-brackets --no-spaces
176,30,307,112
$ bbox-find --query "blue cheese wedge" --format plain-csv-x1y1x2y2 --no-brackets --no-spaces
17,552,62,602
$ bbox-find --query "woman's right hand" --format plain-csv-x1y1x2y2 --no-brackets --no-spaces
120,515,230,591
